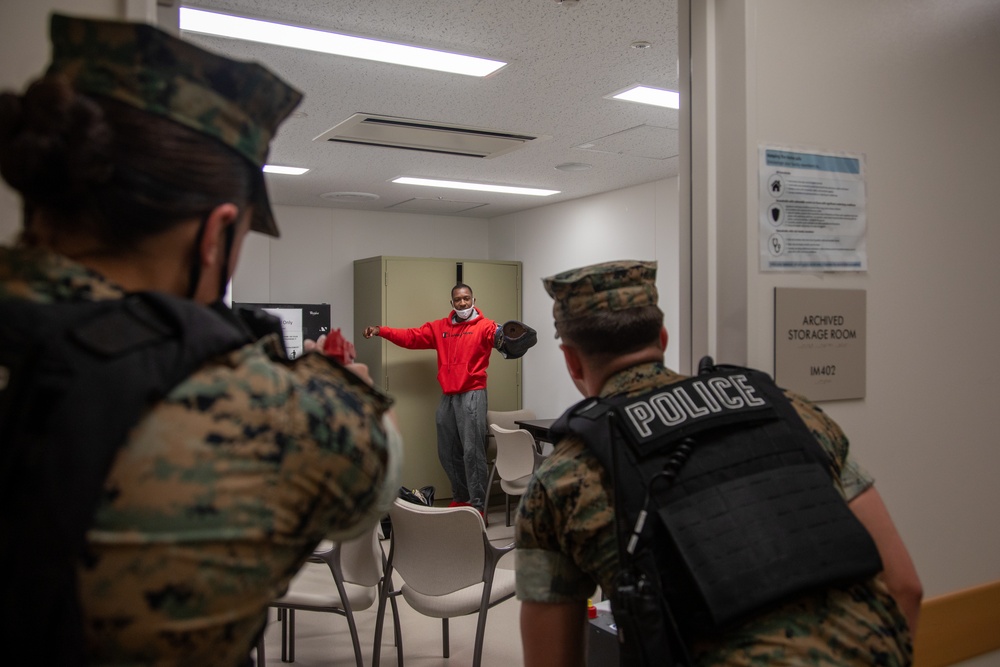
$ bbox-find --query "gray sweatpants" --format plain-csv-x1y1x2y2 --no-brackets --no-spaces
435,389,488,511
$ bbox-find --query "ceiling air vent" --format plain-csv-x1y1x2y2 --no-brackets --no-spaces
313,113,545,159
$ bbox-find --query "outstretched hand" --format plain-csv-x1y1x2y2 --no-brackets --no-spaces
363,326,380,339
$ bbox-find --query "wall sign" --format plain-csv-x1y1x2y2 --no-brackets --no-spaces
759,145,867,272
774,288,865,401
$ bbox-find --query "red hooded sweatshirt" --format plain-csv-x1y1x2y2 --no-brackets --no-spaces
379,308,499,395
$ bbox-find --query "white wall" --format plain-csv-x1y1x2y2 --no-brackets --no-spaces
489,178,681,419
231,205,491,334
701,0,1000,605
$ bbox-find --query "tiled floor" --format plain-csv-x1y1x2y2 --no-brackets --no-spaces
256,506,523,667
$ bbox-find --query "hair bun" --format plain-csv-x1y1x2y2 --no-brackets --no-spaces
0,74,112,208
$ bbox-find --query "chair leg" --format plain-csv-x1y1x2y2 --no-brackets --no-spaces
485,462,496,500
472,569,498,667
280,609,295,662
255,629,266,665
253,608,267,666
442,618,450,658
472,607,492,667
331,558,364,667
373,569,404,667
390,592,403,652
372,591,387,667
279,609,286,661
344,609,363,667
505,493,511,527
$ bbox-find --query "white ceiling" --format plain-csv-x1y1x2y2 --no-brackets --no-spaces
183,0,679,219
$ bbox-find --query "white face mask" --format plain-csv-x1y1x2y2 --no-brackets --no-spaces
454,305,475,320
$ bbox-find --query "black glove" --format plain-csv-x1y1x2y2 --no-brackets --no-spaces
496,320,537,359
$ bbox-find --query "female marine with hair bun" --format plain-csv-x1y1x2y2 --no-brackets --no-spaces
0,14,399,666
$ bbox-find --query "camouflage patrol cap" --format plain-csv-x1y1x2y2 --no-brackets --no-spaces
46,13,303,237
543,260,658,326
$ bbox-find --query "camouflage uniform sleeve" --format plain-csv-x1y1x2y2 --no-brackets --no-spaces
326,411,403,542
164,337,395,547
788,390,873,502
514,437,618,603
276,348,396,542
79,338,396,662
839,456,873,502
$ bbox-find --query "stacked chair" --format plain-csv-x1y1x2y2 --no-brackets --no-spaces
488,424,546,526
484,408,537,508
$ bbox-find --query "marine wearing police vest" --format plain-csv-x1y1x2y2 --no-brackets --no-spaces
515,260,918,666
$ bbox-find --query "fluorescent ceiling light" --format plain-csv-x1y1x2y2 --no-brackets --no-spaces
263,165,309,175
392,177,559,197
180,7,507,77
610,85,680,109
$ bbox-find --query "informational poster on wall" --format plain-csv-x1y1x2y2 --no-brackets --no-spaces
774,288,865,401
759,145,867,272
231,302,331,360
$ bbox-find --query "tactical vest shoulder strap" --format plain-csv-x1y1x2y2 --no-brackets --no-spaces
0,293,251,664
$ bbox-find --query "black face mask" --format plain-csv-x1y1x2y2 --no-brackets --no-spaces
186,214,237,303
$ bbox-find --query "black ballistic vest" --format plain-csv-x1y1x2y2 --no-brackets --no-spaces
552,364,883,663
0,293,262,665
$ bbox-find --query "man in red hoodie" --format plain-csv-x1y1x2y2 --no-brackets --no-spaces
364,284,500,516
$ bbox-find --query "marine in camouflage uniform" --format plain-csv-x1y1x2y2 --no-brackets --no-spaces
0,14,401,665
515,260,913,665
0,245,400,664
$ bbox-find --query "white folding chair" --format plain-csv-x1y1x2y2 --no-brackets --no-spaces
372,499,515,667
489,424,545,526
261,524,402,666
485,408,536,505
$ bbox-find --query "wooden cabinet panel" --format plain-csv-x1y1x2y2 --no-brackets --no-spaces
462,260,521,412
